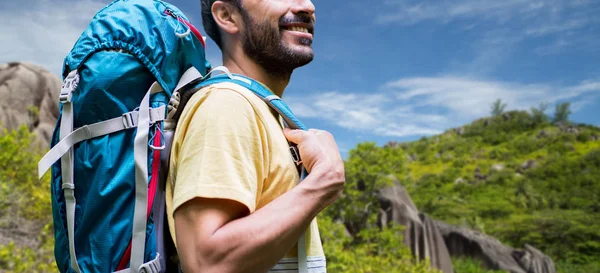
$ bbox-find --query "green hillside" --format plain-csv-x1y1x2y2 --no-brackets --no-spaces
407,112,599,264
332,105,600,273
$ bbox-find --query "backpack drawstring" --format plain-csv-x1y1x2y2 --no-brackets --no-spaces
175,22,191,38
170,12,190,38
149,123,165,150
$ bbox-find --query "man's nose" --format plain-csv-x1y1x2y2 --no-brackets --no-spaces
291,0,315,18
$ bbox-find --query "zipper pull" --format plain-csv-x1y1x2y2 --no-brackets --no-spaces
164,8,176,18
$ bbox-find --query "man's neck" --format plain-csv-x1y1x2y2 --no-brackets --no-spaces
222,51,290,97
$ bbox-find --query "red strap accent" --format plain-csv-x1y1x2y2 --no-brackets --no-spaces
117,243,133,270
178,18,206,48
116,128,162,270
147,130,161,217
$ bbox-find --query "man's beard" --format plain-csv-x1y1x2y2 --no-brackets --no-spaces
240,10,314,79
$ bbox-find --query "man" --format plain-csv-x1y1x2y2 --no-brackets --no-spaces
165,0,345,272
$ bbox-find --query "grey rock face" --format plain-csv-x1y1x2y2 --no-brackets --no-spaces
454,178,466,184
514,245,557,273
435,221,556,273
376,178,556,273
491,164,505,172
454,127,465,135
0,62,60,148
537,130,548,138
521,160,538,171
377,182,454,273
435,220,526,273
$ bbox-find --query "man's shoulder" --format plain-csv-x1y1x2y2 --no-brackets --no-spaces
182,81,274,120
192,81,261,105
176,81,272,130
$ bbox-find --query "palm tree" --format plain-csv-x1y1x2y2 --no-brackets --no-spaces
552,102,572,124
530,101,550,125
490,98,507,116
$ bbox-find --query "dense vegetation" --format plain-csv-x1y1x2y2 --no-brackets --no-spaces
0,126,55,272
333,102,600,273
1,101,598,273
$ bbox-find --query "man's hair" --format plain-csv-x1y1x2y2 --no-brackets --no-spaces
201,0,241,50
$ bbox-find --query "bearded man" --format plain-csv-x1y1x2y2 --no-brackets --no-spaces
165,0,346,272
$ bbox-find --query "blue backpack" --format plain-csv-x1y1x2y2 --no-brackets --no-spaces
37,0,309,272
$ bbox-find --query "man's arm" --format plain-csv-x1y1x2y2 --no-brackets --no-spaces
174,128,344,273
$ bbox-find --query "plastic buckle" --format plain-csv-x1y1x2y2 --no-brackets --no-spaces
122,112,136,129
138,264,151,273
59,91,73,104
61,183,75,190
60,70,79,104
138,254,161,273
289,145,302,165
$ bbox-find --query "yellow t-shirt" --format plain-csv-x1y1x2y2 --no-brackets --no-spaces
165,81,326,272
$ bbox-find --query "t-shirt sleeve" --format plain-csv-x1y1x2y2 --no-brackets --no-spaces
170,86,268,215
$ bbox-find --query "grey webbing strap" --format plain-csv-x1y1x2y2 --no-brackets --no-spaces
37,106,167,179
175,65,237,93
279,117,309,273
61,102,81,273
59,70,82,273
131,82,163,273
265,95,279,102
174,67,202,92
262,95,300,135
114,253,161,273
209,65,252,85
298,232,308,273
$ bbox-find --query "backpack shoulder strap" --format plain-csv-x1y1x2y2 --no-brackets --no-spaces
171,66,307,131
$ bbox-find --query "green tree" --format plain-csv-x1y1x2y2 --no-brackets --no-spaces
320,142,441,273
553,102,572,124
530,102,550,125
490,99,507,116
319,215,439,273
328,142,404,234
0,126,57,273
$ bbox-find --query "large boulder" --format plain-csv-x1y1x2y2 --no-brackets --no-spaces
513,244,557,273
0,62,61,148
377,181,454,273
375,177,556,273
434,221,556,273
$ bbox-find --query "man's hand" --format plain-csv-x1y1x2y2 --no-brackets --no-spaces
283,128,345,205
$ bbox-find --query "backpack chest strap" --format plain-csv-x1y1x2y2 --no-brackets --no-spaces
38,105,166,178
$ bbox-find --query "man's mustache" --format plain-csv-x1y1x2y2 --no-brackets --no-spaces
280,14,315,25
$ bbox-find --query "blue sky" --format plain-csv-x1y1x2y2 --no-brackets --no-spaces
1,0,599,157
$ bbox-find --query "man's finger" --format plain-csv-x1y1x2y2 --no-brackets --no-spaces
282,128,305,144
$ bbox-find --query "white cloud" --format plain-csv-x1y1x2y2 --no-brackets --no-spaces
459,29,523,76
388,76,598,118
376,0,596,28
0,0,108,76
376,0,537,25
570,97,597,112
525,18,591,36
286,91,445,137
376,0,599,59
287,77,600,138
0,0,223,76
388,77,547,118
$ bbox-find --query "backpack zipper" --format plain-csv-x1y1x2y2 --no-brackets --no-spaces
164,8,206,48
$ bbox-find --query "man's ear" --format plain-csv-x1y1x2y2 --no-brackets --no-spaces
212,1,242,35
